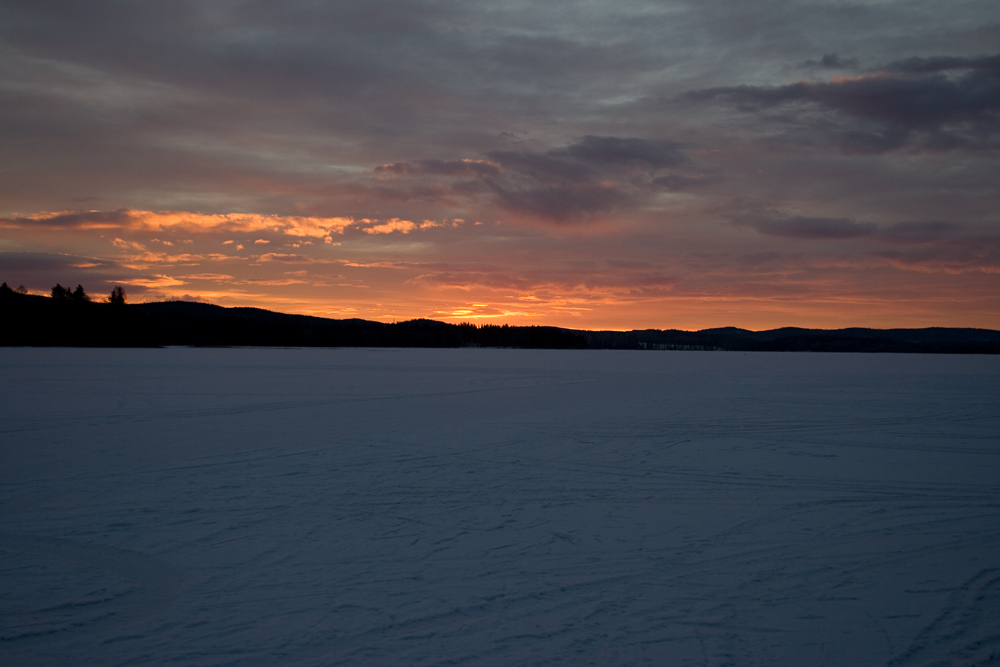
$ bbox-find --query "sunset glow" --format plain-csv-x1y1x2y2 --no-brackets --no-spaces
1,3,997,330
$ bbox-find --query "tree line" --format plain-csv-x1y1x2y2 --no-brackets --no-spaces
2,281,998,352
1,282,126,305
0,285,588,348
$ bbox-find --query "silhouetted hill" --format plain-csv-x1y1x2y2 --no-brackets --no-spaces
2,288,998,353
0,291,585,349
581,326,1000,354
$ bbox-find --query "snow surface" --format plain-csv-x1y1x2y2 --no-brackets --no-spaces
1,348,999,666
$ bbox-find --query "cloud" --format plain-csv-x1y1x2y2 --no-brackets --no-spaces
115,248,237,269
337,260,411,269
374,159,501,178
0,210,357,239
403,258,677,295
373,135,690,224
238,278,308,286
112,237,146,250
0,250,169,296
736,214,877,239
801,53,859,70
0,210,135,230
688,54,1000,152
182,273,234,281
124,274,187,288
557,136,687,171
362,219,418,234
257,253,325,264
735,213,1000,274
1,2,998,327
488,180,634,224
1,251,109,276
737,213,995,246
874,247,1000,275
884,54,1000,74
280,217,356,239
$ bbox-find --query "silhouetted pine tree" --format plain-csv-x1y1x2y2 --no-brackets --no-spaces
52,283,78,301
108,285,126,306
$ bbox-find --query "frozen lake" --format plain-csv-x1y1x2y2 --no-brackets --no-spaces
1,348,999,666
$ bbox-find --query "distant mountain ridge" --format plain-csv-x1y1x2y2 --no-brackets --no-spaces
2,290,998,353
581,326,1000,353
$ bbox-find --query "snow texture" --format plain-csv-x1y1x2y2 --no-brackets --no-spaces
1,348,998,666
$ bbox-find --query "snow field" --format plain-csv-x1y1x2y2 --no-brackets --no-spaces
1,348,998,666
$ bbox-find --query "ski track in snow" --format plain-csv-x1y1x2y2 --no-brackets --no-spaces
1,348,998,666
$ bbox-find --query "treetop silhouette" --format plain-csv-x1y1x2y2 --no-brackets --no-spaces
109,286,126,306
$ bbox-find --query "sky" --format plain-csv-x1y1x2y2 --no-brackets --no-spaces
1,0,998,330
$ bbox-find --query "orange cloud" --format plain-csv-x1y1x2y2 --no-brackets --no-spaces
182,273,234,281
258,252,331,264
3,210,460,243
112,237,146,250
123,275,187,288
4,210,356,239
281,216,355,239
362,218,418,234
116,246,241,269
239,278,308,286
337,260,411,269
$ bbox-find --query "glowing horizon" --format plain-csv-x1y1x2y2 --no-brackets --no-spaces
1,4,998,331
4,206,998,332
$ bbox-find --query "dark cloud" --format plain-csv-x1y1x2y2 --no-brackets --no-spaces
884,54,1000,74
689,54,1000,152
802,53,859,70
736,215,876,239
486,181,634,224
877,221,959,245
737,214,1000,270
0,210,133,229
556,136,687,171
373,136,689,223
0,251,130,294
652,173,721,191
738,213,970,244
483,150,596,185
